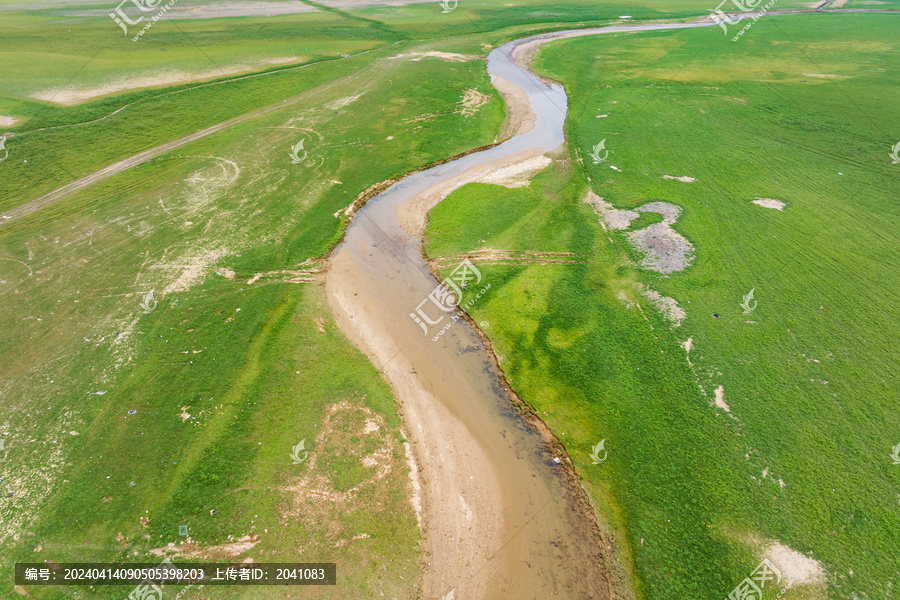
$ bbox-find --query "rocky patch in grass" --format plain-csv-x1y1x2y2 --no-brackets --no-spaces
583,191,639,230
626,202,694,274
585,193,694,274
639,284,686,327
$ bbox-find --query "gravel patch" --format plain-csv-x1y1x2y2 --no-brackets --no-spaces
639,285,685,327
583,191,639,230
637,201,681,224
626,202,694,274
584,193,693,274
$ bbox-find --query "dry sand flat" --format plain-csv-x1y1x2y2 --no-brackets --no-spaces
31,58,302,106
317,0,440,7
68,1,318,20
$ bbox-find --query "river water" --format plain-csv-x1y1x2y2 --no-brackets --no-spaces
325,21,716,600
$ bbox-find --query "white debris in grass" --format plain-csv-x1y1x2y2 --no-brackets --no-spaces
752,198,785,210
639,285,686,327
714,385,730,412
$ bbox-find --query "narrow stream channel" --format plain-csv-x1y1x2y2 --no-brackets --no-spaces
326,21,717,600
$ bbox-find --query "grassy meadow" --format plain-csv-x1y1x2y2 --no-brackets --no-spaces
426,13,900,599
0,13,505,597
1,1,897,599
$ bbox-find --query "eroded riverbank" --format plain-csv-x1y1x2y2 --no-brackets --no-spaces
325,18,730,600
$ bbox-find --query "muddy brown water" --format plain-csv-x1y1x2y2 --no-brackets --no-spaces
325,21,718,600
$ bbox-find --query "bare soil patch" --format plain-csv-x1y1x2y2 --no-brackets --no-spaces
626,202,694,274
714,385,731,412
639,284,685,327
325,93,364,111
583,191,639,230
70,1,317,20
765,541,826,585
735,531,827,590
473,153,551,187
281,400,394,507
799,72,849,79
31,58,302,106
158,247,229,295
584,193,693,273
245,268,318,285
752,198,786,210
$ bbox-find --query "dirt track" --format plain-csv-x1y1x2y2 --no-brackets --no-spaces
0,72,368,224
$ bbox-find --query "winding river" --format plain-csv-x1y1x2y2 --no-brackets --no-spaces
325,20,719,600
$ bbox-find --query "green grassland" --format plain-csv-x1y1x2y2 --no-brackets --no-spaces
0,0,822,115
0,25,505,599
0,0,832,211
2,2,898,599
426,13,899,599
